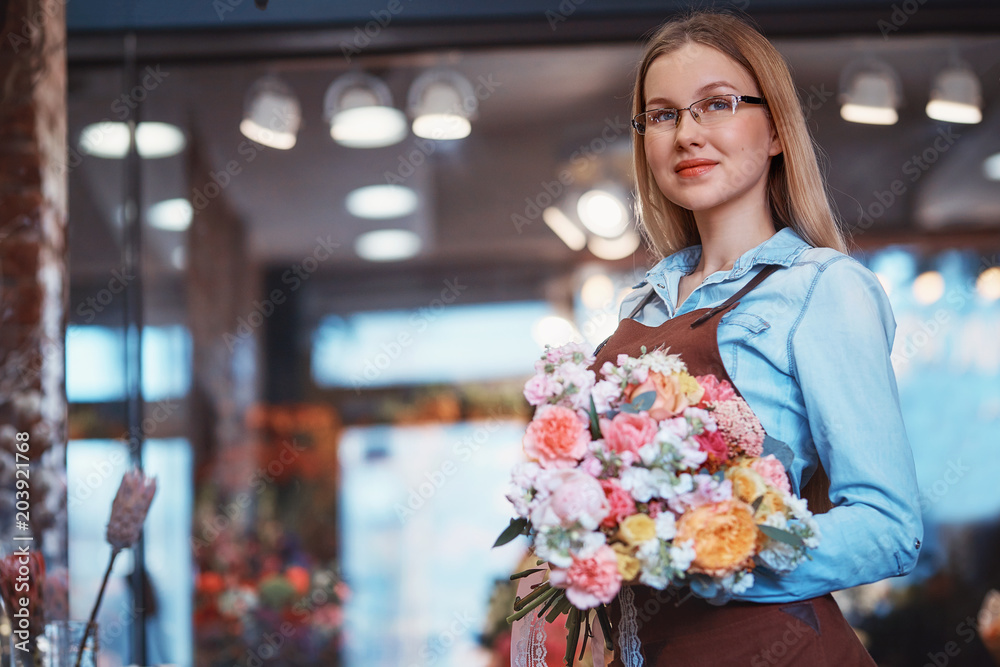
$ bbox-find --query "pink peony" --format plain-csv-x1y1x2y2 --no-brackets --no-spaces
523,405,590,469
599,479,636,529
696,374,738,406
750,455,791,494
600,412,658,457
532,469,609,530
548,544,622,609
711,398,765,457
695,429,730,465
625,372,688,420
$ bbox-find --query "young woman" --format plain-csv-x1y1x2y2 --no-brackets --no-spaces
513,10,922,667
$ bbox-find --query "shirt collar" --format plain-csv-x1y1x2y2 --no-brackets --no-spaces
637,226,811,287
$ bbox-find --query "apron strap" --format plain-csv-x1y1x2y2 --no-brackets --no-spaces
690,264,782,328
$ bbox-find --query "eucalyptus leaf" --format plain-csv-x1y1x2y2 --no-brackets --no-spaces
621,390,656,414
751,496,764,513
589,395,601,439
493,517,529,548
759,524,806,548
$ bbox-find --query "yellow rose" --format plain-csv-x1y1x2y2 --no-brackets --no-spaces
678,372,705,405
612,543,641,582
618,513,657,547
675,500,758,576
726,466,769,505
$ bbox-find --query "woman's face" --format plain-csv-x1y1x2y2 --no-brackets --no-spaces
642,42,782,217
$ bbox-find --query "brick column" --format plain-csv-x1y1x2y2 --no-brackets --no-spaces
0,0,69,618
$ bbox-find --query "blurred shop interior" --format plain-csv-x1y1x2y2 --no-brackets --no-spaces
56,1,1000,665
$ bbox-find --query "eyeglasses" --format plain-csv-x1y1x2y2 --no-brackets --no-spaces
632,94,766,135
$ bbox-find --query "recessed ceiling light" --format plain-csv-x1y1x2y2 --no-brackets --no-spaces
346,185,418,219
531,315,579,349
408,69,476,140
580,272,615,309
240,76,300,150
354,229,421,262
912,270,944,305
79,121,186,158
326,74,408,149
542,206,586,251
839,65,900,126
926,66,982,124
577,189,629,238
983,153,1000,181
976,267,1000,301
148,198,193,231
587,230,641,260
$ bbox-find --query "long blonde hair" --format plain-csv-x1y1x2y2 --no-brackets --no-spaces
632,11,847,257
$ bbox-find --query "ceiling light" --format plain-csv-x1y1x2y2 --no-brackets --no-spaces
840,61,900,125
239,76,300,150
542,206,586,251
345,185,418,219
354,229,421,262
587,230,641,261
912,270,944,305
577,189,629,238
926,64,982,124
976,267,1000,301
580,272,615,309
148,198,193,231
325,73,408,149
408,69,476,140
984,153,1000,181
79,121,186,158
531,315,579,349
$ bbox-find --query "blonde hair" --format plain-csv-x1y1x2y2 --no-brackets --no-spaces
632,11,847,257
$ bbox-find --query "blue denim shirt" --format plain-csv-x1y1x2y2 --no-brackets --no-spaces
621,227,923,603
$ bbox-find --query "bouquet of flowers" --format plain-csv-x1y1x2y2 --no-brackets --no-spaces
495,343,820,664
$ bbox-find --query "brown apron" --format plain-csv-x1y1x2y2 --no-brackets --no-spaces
594,264,874,667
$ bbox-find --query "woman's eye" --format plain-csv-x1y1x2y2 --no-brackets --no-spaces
705,97,734,112
649,109,676,124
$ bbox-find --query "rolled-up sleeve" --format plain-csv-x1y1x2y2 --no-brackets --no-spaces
737,256,923,602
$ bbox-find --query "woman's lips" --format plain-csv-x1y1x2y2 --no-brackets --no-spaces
676,162,717,178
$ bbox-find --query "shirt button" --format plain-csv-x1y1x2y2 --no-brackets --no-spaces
914,538,921,550
657,283,665,288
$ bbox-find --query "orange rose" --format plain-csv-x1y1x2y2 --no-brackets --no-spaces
675,500,758,576
626,371,689,420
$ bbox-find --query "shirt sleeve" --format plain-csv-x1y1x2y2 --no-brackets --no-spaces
735,255,923,603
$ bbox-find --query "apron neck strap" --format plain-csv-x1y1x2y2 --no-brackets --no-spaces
690,264,782,327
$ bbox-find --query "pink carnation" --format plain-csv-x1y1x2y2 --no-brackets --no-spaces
523,374,558,406
599,479,636,529
750,455,791,494
694,429,730,465
523,405,591,469
711,398,764,457
696,374,738,405
548,544,622,609
600,412,658,457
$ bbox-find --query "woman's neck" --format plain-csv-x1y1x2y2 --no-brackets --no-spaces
690,208,777,277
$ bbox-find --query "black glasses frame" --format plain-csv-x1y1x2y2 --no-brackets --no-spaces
632,94,767,135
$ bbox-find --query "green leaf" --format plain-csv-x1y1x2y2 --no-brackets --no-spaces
493,517,529,548
589,395,602,439
759,524,806,549
595,605,614,651
620,390,656,414
751,495,764,513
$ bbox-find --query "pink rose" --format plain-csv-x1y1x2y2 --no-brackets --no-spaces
750,455,791,494
599,479,636,529
600,412,658,457
531,469,609,530
696,374,738,406
695,429,730,465
523,405,590,469
549,544,622,609
625,371,689,420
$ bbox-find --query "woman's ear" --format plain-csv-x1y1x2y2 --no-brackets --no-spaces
768,123,783,157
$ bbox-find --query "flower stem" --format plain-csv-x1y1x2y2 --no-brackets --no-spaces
76,549,118,667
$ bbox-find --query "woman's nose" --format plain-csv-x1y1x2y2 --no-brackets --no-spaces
672,109,703,145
